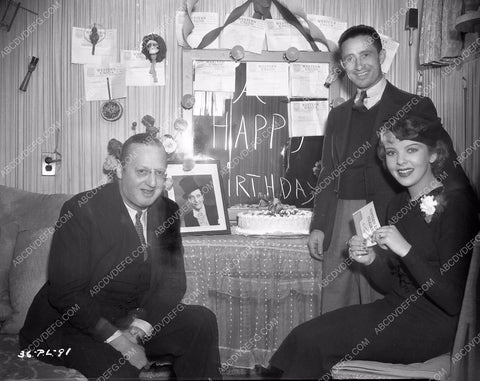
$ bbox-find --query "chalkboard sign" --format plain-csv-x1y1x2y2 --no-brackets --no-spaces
182,50,339,207
282,135,324,207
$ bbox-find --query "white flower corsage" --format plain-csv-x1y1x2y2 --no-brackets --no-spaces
419,195,438,223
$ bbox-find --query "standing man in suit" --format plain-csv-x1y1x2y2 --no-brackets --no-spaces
179,176,219,227
308,25,470,313
20,133,221,380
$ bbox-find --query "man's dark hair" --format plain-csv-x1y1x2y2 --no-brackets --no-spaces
338,25,382,54
120,133,164,166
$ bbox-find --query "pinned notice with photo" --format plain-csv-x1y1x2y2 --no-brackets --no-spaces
352,201,381,247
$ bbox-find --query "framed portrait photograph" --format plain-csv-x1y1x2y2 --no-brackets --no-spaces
165,160,230,235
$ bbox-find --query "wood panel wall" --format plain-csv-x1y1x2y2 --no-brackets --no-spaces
0,0,478,195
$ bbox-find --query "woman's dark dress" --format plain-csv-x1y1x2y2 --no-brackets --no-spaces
270,187,479,379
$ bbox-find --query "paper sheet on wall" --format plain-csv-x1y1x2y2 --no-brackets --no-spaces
220,15,266,54
193,61,237,92
176,11,219,49
193,91,205,116
194,91,215,116
289,101,329,136
213,92,230,117
290,63,329,98
306,15,347,51
265,19,312,51
379,34,400,73
120,50,165,87
72,27,117,64
246,62,289,96
84,64,126,101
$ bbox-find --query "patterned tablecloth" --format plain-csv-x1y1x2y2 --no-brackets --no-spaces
182,232,322,369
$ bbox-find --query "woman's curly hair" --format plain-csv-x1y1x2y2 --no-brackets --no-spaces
377,117,449,177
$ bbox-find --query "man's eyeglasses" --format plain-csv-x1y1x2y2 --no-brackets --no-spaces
135,168,167,180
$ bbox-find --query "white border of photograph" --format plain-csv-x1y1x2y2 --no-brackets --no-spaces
166,160,230,235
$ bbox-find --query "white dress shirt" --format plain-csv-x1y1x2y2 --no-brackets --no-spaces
193,205,210,226
354,76,387,110
124,202,148,244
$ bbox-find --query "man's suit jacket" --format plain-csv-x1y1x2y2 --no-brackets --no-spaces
184,205,219,227
311,81,471,251
20,183,186,345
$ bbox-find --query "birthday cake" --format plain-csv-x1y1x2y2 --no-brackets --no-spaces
236,202,312,235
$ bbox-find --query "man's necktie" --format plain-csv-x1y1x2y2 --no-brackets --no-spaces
135,211,148,260
352,90,368,112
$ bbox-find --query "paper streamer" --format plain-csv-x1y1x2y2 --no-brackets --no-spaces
287,0,338,52
181,0,320,52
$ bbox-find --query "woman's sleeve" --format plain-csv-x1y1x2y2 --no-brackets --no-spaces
363,199,401,294
363,249,397,294
401,192,479,316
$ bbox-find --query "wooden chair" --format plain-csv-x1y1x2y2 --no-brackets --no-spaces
331,233,480,380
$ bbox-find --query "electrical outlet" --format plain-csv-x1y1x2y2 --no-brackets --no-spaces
41,152,57,176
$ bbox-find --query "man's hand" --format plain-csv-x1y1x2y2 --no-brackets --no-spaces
109,333,148,370
313,161,322,177
308,230,324,261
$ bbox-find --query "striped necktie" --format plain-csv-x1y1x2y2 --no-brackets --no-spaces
352,90,368,112
135,211,148,260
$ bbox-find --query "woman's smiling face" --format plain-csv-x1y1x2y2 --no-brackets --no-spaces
383,133,438,196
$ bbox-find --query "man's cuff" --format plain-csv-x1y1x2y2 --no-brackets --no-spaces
131,318,154,336
104,330,122,344
94,316,120,342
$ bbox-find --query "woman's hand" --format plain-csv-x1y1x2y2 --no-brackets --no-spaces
121,326,145,344
373,226,411,257
347,235,376,265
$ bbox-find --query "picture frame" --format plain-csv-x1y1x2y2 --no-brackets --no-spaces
165,160,230,235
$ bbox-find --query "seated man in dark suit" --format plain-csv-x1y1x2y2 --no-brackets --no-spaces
179,176,219,227
20,133,221,380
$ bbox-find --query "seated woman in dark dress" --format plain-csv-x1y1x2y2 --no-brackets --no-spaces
269,116,480,379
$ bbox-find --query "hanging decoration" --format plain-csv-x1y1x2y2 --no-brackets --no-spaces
287,1,337,52
89,24,100,55
73,25,116,64
137,114,187,160
252,0,272,19
164,118,190,159
180,0,197,47
19,56,39,92
84,23,106,56
141,34,167,83
181,0,321,52
162,134,178,155
103,138,122,181
141,114,159,137
100,77,123,122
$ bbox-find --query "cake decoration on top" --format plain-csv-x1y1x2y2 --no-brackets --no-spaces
235,194,312,236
